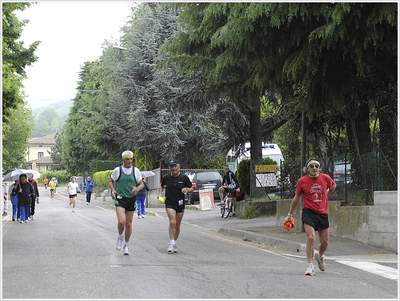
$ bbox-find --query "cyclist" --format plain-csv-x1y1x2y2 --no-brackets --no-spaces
218,165,239,217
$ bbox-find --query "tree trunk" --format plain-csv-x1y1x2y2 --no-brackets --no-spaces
249,97,266,199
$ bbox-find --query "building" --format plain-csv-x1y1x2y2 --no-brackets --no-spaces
25,133,58,172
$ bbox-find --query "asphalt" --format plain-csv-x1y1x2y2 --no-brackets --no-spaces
3,189,397,262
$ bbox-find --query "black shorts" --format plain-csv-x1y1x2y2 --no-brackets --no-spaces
165,198,185,213
69,194,77,199
302,208,329,231
115,196,136,212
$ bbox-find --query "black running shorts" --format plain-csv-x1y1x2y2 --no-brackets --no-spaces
165,198,185,213
302,208,329,231
69,194,77,199
115,196,136,212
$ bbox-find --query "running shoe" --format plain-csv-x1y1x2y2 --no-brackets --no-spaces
173,245,177,253
315,253,326,271
167,244,174,253
305,266,315,276
123,244,130,255
116,236,123,251
141,215,145,219
72,208,75,212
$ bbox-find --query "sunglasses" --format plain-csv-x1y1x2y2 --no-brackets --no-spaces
309,164,320,169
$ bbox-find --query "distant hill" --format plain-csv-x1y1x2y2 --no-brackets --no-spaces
30,100,73,118
29,100,73,138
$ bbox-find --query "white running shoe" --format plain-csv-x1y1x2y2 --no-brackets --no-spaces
116,236,123,251
167,244,174,253
315,253,326,271
141,215,145,219
173,245,177,253
305,266,315,276
123,244,130,255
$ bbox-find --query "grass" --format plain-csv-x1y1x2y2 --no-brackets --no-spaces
240,206,258,219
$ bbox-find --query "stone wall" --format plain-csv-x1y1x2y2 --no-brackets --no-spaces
275,191,398,253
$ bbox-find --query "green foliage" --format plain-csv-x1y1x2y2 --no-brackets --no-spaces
2,2,40,124
96,160,121,172
2,102,34,170
31,108,66,138
38,170,70,185
92,170,113,187
240,206,258,219
237,159,251,196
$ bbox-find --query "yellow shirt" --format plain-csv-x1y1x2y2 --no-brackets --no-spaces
49,181,56,190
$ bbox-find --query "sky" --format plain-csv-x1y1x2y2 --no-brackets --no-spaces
15,1,135,109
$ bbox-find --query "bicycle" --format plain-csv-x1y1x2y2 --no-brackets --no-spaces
220,192,233,218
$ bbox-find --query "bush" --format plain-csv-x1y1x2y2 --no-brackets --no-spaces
38,170,70,185
93,170,113,187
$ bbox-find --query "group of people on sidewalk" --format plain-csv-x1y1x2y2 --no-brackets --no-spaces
9,174,39,223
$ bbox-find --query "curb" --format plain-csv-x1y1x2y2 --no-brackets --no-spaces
218,228,306,253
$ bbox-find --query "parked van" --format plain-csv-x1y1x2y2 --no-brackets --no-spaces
226,142,284,173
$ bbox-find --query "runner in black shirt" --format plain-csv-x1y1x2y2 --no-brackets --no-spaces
159,159,193,253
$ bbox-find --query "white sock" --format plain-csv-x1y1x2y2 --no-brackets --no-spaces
119,234,123,240
170,239,176,245
308,262,314,268
124,241,129,246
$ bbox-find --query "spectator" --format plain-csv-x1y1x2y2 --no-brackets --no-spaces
136,180,150,218
28,174,39,220
17,174,33,224
84,176,96,205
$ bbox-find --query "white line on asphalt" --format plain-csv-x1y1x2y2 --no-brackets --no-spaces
337,260,398,280
201,231,304,263
96,206,109,212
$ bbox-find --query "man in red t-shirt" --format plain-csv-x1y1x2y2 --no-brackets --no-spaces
284,158,336,276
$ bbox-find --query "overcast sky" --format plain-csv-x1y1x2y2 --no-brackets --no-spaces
15,1,134,109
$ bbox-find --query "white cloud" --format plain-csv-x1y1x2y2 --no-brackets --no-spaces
16,1,134,107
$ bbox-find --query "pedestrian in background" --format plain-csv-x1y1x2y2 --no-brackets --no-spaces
43,177,48,190
158,159,193,253
49,178,56,199
9,180,19,221
109,150,144,255
28,174,39,220
17,174,33,224
283,158,336,276
84,176,95,205
136,180,150,219
67,176,81,212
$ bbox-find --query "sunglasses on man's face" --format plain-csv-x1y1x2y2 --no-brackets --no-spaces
309,164,319,169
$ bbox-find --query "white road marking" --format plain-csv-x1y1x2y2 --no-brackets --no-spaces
337,260,398,280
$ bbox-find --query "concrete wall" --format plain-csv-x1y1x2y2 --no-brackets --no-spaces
275,191,398,253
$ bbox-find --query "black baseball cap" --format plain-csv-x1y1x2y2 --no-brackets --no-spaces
169,159,179,165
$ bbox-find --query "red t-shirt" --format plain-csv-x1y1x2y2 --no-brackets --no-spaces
296,173,336,214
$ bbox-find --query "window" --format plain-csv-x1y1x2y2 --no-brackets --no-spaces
38,152,44,158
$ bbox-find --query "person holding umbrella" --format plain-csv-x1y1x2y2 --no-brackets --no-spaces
17,174,33,223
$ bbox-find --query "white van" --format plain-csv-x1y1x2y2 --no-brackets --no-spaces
226,142,284,173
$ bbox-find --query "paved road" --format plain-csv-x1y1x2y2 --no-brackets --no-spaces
2,187,398,299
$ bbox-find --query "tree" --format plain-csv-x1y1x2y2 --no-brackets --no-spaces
2,101,34,170
161,3,397,193
2,2,40,124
